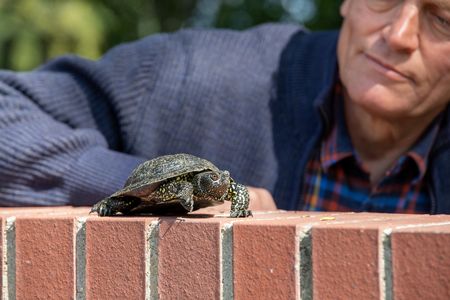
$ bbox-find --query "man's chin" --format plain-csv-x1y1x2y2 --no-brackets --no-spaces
346,89,416,120
360,100,416,120
342,71,423,119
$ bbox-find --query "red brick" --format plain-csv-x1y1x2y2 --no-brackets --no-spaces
391,224,450,300
233,222,299,300
311,214,450,300
231,212,408,300
2,207,450,300
310,214,433,300
85,217,152,299
158,218,222,299
312,225,380,299
15,216,76,299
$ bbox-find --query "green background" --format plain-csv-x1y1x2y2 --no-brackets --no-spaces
0,0,342,71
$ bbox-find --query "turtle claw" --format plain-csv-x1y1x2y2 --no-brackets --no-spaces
91,200,115,216
91,196,141,217
230,209,253,218
180,196,194,212
98,204,112,216
91,198,119,216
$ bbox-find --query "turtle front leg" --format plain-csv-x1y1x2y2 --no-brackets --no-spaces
91,196,140,216
177,182,195,212
227,181,252,218
155,180,195,212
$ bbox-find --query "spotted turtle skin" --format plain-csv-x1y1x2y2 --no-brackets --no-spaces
91,153,252,218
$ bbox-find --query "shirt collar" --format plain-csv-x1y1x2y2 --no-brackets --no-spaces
320,82,442,181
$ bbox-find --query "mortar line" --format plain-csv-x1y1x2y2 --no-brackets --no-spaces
147,220,160,300
297,225,313,300
221,222,234,300
2,217,15,300
75,217,87,300
379,228,393,300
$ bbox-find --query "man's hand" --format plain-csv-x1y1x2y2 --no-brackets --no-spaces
247,186,277,210
196,186,276,215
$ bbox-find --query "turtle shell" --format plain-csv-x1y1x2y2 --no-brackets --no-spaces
111,153,220,198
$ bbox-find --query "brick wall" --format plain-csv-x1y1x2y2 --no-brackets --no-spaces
1,207,450,299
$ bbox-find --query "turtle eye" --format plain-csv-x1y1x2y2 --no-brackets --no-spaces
210,173,219,181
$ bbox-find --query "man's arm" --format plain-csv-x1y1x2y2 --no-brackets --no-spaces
0,23,302,208
0,36,165,206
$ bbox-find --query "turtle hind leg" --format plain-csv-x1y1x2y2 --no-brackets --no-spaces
91,196,141,216
228,181,252,218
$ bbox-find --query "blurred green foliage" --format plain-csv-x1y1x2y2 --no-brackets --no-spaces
0,0,342,71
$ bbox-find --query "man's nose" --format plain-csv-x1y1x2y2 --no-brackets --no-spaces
382,3,419,52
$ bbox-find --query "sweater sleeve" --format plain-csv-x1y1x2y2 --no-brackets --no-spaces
0,35,165,206
0,23,302,207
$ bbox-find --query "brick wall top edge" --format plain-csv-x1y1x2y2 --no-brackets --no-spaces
0,206,90,217
0,207,449,226
392,223,450,233
313,214,450,229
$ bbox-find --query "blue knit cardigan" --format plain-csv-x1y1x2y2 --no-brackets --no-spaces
1,24,449,213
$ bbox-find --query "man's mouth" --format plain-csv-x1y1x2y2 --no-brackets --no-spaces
364,53,414,83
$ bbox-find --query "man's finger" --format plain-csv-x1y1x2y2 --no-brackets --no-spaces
247,187,277,210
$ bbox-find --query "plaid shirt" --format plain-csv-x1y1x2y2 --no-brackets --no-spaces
302,85,440,213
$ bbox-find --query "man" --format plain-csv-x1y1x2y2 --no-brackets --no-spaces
0,0,449,213
274,0,450,213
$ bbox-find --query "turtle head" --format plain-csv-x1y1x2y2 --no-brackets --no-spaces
193,170,230,200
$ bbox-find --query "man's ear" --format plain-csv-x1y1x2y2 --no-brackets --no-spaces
340,0,351,18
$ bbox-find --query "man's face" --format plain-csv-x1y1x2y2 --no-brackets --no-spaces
338,0,450,120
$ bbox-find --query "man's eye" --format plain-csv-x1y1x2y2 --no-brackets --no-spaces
429,10,450,38
435,14,450,27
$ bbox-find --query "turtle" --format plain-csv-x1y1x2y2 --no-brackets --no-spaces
90,153,252,218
